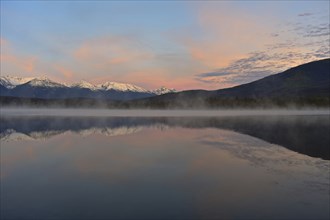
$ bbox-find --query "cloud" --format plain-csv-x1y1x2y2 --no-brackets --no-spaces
197,72,231,78
0,38,7,47
285,14,330,39
69,34,210,90
0,38,78,83
68,34,175,87
1,3,329,91
298,12,313,17
303,24,330,37
176,3,275,71
0,38,38,74
194,7,330,89
53,64,75,79
195,51,277,86
73,35,153,68
1,34,204,90
195,45,329,87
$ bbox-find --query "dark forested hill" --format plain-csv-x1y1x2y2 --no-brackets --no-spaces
129,58,330,108
214,58,330,98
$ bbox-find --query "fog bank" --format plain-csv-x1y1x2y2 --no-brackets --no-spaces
1,108,329,117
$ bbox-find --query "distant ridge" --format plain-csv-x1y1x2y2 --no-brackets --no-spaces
214,58,330,98
0,76,176,100
130,58,330,108
1,58,329,108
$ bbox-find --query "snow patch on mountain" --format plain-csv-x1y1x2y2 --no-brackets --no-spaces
98,81,150,93
153,86,176,95
26,77,68,88
0,76,36,88
71,80,99,91
1,75,177,95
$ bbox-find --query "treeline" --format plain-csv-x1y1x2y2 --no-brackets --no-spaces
1,96,329,109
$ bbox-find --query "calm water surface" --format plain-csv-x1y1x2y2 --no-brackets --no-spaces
1,111,329,220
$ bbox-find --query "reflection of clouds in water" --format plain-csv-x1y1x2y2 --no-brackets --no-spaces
200,129,329,170
1,114,329,160
198,129,330,194
199,130,330,194
1,125,329,219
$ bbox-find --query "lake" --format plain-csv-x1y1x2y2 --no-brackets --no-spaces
1,109,329,220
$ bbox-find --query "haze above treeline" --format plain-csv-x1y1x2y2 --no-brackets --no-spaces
1,59,329,109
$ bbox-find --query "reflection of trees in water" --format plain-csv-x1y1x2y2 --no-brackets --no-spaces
1,115,329,160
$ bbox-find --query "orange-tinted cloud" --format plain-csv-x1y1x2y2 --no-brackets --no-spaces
89,67,205,91
53,64,74,79
70,35,212,90
183,3,329,89
179,4,274,70
0,38,7,47
74,35,153,68
24,57,37,72
1,45,37,74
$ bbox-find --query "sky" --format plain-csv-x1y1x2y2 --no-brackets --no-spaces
1,1,329,90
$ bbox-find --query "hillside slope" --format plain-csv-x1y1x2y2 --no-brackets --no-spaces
214,58,330,98
131,58,330,108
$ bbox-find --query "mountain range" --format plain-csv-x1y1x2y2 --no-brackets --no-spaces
130,58,330,108
1,58,329,108
0,77,176,100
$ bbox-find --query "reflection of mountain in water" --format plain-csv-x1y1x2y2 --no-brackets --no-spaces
1,127,144,142
0,117,147,141
1,115,329,160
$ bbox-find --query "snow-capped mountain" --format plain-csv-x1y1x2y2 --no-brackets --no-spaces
0,75,176,100
98,81,150,93
25,77,68,88
0,76,67,88
152,86,176,95
71,80,99,91
0,76,36,89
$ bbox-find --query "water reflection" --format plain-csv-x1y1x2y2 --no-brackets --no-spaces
1,115,329,160
1,115,329,220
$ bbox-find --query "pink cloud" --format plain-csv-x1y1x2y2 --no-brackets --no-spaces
1,42,37,74
53,64,75,79
179,4,275,71
0,38,8,47
73,35,153,68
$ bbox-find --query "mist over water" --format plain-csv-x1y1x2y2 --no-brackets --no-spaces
1,108,330,117
1,109,329,220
